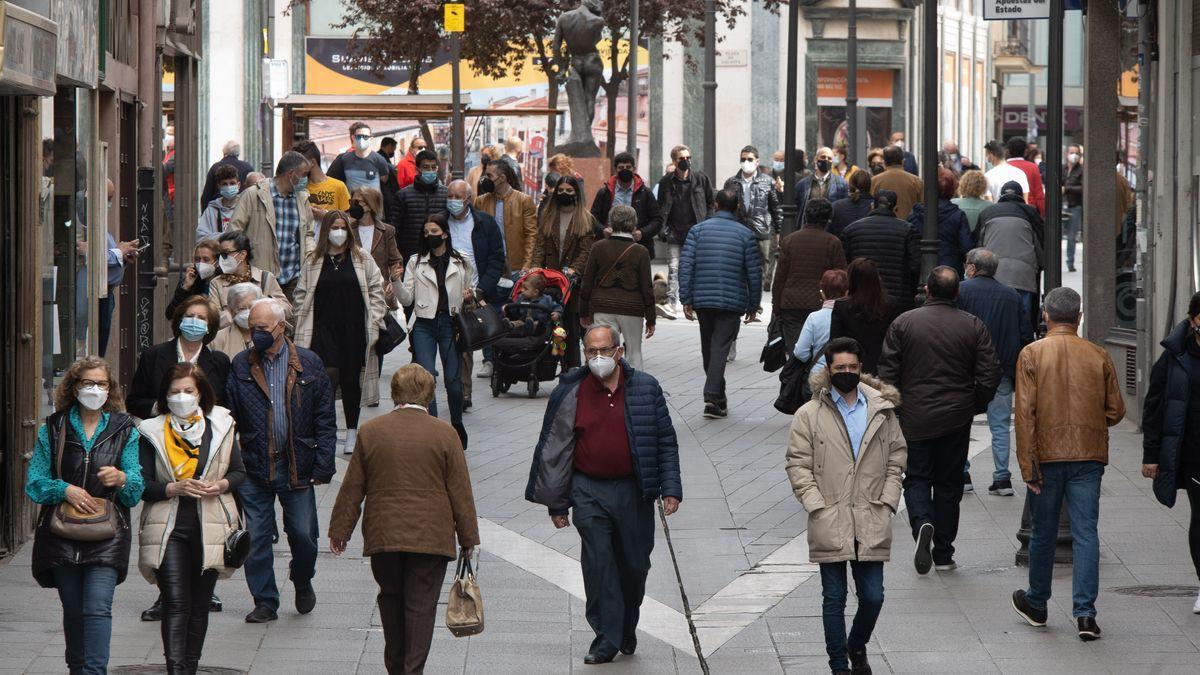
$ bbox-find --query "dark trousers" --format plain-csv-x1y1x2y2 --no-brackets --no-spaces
1186,465,1200,580
52,564,118,675
325,366,363,428
571,473,655,657
238,480,319,611
820,560,884,672
696,308,741,403
98,289,117,358
156,509,218,674
777,308,813,354
370,552,450,675
903,424,972,564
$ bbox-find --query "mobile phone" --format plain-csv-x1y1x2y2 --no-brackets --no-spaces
136,241,151,253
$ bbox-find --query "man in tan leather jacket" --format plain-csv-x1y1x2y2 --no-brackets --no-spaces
786,337,907,675
1011,287,1125,642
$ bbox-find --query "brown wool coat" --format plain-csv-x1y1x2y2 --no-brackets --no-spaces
328,408,480,558
772,225,847,311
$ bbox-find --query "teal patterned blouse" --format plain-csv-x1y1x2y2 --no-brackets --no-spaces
25,407,144,508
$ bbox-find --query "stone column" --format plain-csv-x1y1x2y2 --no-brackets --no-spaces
682,29,705,163
649,38,664,176
750,3,780,156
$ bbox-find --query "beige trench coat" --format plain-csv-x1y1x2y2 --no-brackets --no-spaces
207,265,292,328
785,371,907,564
292,248,388,405
226,181,315,278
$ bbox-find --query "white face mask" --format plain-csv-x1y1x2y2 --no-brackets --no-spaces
355,137,371,152
1067,153,1080,164
893,140,904,149
587,355,617,379
77,385,108,411
740,159,758,175
195,262,217,280
218,253,240,275
328,229,349,247
167,393,200,419
233,309,251,330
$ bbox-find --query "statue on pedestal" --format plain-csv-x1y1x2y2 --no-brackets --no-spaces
552,0,605,157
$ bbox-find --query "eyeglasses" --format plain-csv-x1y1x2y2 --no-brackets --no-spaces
583,346,619,359
78,379,111,390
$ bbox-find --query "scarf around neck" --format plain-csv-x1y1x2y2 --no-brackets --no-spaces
164,414,206,481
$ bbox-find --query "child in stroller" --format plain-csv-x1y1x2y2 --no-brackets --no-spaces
503,272,562,336
490,268,573,398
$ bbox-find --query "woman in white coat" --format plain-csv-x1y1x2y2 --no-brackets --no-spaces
292,210,388,454
395,212,476,448
137,362,245,674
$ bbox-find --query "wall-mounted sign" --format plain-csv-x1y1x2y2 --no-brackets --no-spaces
716,49,747,67
983,0,1049,20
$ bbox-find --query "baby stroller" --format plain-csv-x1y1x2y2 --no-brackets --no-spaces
490,268,572,398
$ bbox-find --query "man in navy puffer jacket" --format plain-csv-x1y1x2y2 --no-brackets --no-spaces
679,189,763,418
526,325,682,664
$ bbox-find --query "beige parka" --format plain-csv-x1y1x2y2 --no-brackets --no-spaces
785,371,907,564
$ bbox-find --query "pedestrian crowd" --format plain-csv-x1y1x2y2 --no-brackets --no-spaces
24,127,1183,675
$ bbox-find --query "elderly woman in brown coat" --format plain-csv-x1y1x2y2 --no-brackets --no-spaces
329,364,480,675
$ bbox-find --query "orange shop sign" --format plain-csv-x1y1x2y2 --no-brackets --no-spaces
816,68,895,102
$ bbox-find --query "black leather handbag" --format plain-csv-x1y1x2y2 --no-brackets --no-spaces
760,335,787,373
774,357,811,415
454,302,508,352
375,312,407,358
218,498,250,569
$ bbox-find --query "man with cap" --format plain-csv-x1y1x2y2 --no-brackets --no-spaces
838,189,922,315
976,181,1044,333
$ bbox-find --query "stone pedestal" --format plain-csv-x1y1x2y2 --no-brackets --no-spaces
568,157,611,210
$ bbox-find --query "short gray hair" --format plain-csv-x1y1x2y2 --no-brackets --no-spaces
965,248,998,277
226,282,263,312
609,205,638,233
276,150,308,176
583,323,621,348
222,140,241,157
1043,287,1081,324
250,297,286,322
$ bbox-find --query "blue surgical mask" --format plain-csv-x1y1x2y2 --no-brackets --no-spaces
219,185,239,199
420,170,438,185
179,317,209,342
447,199,466,215
295,176,309,191
772,161,785,172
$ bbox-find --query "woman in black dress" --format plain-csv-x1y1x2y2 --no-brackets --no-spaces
293,210,387,455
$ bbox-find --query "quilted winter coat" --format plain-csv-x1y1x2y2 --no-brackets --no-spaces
678,211,763,314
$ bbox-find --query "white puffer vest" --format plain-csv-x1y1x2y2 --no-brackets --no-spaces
137,406,240,583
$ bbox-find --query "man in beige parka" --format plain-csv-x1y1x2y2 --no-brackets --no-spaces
785,336,907,675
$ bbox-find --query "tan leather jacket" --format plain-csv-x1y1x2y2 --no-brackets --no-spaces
785,372,907,564
1014,325,1126,482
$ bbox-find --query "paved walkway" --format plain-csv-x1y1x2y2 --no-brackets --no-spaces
3,260,1200,673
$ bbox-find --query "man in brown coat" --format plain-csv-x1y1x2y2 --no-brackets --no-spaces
772,198,846,350
1011,287,1125,642
870,145,924,220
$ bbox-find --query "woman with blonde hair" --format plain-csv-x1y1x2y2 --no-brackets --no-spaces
952,169,992,233
329,363,479,674
293,210,388,454
349,186,403,309
27,356,145,675
530,174,596,369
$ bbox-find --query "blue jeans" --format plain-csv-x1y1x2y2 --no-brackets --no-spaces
987,376,1014,482
1025,460,1104,618
411,314,463,425
820,561,884,672
52,564,118,675
238,479,320,611
1065,205,1083,267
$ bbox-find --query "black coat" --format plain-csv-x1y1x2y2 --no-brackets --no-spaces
393,182,449,261
1143,321,1200,507
128,339,230,419
828,196,873,238
465,208,507,303
199,155,255,208
164,276,211,321
591,177,663,258
828,299,895,375
32,410,138,587
839,210,921,314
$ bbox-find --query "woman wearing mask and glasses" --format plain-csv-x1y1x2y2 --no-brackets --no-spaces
165,239,221,321
137,363,245,674
529,174,596,369
293,210,388,456
207,230,291,328
395,213,476,449
210,282,263,361
27,357,145,675
349,186,403,310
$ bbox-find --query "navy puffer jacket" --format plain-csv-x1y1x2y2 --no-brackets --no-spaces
525,361,682,515
1143,321,1200,507
840,210,921,313
679,211,763,313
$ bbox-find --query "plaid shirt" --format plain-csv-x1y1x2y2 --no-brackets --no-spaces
271,181,301,284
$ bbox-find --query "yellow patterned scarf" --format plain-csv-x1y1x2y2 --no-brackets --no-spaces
163,414,204,481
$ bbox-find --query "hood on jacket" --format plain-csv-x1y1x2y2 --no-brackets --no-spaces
908,199,961,220
606,174,646,194
206,197,236,213
807,369,901,408
1162,319,1199,356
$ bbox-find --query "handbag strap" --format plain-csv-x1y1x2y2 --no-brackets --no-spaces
598,243,638,286
217,494,242,530
54,415,67,482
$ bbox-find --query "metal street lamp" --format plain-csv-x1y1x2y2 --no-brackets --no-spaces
846,0,859,167
702,0,716,179
627,0,639,156
780,0,801,236
919,0,938,279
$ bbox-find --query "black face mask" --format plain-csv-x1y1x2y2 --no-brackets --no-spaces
425,234,446,251
347,204,365,220
816,160,832,173
870,164,885,176
477,176,495,195
617,168,634,183
830,371,861,394
555,192,576,207
676,158,690,172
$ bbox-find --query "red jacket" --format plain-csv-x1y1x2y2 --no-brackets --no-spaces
1009,158,1045,216
396,153,418,190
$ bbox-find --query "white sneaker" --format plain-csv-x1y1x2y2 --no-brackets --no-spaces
1193,590,1200,614
476,361,493,378
343,428,357,455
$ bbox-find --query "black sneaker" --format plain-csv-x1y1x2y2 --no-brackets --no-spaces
620,635,637,655
141,599,163,622
963,473,974,493
295,585,317,615
934,560,957,572
1011,590,1047,627
703,402,727,419
245,605,278,623
848,645,872,674
989,479,1015,496
1068,265,1077,273
209,593,223,612
1077,616,1101,641
914,522,934,575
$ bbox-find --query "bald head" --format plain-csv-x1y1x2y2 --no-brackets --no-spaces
925,266,960,300
106,179,115,200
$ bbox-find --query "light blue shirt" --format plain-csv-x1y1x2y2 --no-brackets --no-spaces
833,386,868,459
614,181,634,206
795,305,833,374
448,210,479,286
